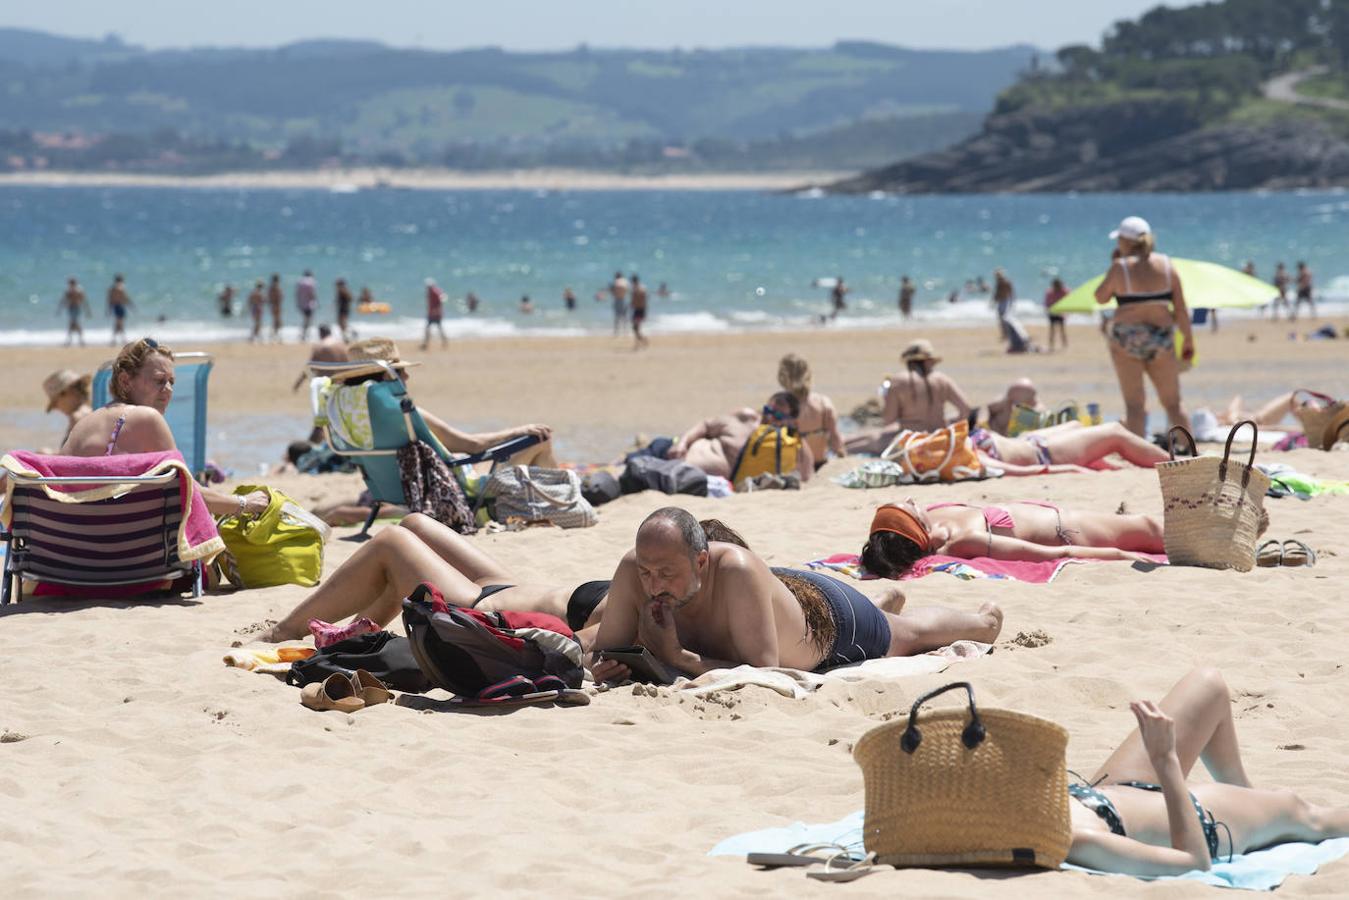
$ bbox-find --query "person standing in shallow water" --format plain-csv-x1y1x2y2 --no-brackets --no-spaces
59,277,90,347
247,280,265,343
898,275,915,319
630,273,649,349
295,269,318,341
107,274,134,345
609,271,630,335
335,278,354,339
422,278,448,350
267,273,284,341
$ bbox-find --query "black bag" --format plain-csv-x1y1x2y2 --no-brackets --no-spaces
287,631,433,693
620,456,708,496
581,470,622,507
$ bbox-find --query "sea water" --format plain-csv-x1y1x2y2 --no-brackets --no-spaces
2,186,1346,346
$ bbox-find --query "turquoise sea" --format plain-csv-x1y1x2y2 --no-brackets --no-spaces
2,186,1347,346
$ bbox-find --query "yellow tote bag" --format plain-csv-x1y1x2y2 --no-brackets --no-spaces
216,486,331,588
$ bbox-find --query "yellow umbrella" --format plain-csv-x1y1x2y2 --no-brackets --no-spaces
1051,258,1277,314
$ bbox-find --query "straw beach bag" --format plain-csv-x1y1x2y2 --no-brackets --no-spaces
1157,421,1269,572
852,682,1071,869
1290,390,1349,450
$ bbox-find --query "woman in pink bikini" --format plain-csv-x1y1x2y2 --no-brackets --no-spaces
860,498,1163,578
59,337,269,517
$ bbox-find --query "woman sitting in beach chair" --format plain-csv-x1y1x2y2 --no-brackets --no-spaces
1063,667,1349,874
969,420,1169,475
59,337,269,518
859,499,1164,578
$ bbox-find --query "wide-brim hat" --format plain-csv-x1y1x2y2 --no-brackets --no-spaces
43,369,91,412
345,337,421,370
901,339,941,364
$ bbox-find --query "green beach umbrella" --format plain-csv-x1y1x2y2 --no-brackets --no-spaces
1051,258,1277,314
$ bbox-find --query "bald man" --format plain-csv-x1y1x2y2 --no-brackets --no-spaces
589,507,1002,681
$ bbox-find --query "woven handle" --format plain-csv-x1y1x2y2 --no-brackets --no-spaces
900,681,986,754
1219,420,1258,487
1167,426,1197,460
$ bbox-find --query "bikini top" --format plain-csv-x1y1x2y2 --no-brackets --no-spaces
106,413,127,455
1114,254,1173,306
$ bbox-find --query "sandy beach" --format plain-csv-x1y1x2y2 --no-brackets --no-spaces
4,318,1349,896
0,167,848,192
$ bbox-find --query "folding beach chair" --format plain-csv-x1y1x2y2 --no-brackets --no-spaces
309,359,541,536
1,468,205,605
92,352,213,481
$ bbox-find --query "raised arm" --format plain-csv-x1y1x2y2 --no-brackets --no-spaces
823,397,846,457
668,418,713,459
421,408,550,455
1094,260,1120,305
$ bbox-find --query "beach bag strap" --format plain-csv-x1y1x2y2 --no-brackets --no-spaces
1166,426,1197,460
1219,420,1259,488
1290,389,1336,413
520,467,582,508
899,681,986,754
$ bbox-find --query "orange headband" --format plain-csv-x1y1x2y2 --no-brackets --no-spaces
870,505,929,549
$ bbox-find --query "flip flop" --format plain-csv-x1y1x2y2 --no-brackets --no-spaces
1281,540,1316,568
1256,540,1283,568
300,673,365,713
351,669,393,706
805,851,879,882
747,843,861,869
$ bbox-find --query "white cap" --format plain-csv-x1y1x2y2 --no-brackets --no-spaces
424,277,435,286
1109,216,1151,241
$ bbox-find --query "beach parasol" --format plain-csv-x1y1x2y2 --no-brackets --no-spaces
1050,259,1277,314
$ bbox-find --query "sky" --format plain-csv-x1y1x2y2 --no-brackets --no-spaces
7,1,1204,52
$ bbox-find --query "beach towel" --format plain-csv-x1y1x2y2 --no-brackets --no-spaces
1258,463,1349,500
323,380,375,450
222,643,316,676
808,552,1167,585
711,812,1349,890
662,643,991,701
1,449,224,566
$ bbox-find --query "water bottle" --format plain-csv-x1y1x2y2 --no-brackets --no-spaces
1087,402,1102,426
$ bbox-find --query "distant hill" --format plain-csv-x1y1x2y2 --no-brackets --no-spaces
829,0,1349,192
0,29,1035,172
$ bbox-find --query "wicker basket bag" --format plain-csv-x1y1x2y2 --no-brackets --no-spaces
1157,421,1269,572
1291,390,1349,450
852,682,1071,869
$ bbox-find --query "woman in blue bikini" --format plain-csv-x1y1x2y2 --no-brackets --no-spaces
1094,216,1195,437
1066,667,1349,875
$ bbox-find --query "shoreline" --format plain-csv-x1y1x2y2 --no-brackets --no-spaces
0,167,849,192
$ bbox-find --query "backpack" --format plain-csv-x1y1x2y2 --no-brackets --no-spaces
729,424,800,488
402,583,585,700
619,455,709,496
287,631,433,694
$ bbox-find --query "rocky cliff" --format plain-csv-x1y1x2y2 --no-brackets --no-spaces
827,98,1349,193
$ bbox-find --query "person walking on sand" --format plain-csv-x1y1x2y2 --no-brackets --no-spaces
335,278,354,339
1271,262,1290,320
422,278,448,350
1094,216,1194,437
295,269,318,341
1044,276,1069,352
898,275,915,319
106,274,134,345
1293,261,1315,320
267,273,284,341
58,277,90,347
609,271,630,335
630,273,649,349
246,281,265,342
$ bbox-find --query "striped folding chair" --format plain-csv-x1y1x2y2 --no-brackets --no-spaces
1,469,204,605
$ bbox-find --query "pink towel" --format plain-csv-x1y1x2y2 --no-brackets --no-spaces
2,449,224,567
807,552,1167,585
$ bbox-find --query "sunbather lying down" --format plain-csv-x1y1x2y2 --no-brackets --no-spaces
969,420,1169,475
860,499,1164,578
1064,667,1349,875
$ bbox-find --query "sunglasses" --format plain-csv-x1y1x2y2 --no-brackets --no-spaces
143,337,159,349
762,405,793,422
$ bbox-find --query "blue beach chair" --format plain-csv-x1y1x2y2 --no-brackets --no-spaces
92,352,213,482
309,359,540,536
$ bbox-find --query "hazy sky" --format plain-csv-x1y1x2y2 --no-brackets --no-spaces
8,1,1203,52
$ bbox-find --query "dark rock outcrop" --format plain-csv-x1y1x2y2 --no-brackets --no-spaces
827,98,1349,193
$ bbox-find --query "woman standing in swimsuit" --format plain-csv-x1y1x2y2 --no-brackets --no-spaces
859,499,1163,578
777,353,845,469
59,338,268,518
1066,667,1349,874
1094,216,1194,437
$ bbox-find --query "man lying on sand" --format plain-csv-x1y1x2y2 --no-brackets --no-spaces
590,507,1002,681
665,390,815,482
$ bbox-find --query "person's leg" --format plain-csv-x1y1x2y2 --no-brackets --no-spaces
1091,667,1252,787
422,321,431,351
1045,421,1168,468
397,512,514,585
506,436,558,468
1145,350,1191,434
885,601,1003,656
256,525,487,641
1108,345,1150,436
1193,783,1349,854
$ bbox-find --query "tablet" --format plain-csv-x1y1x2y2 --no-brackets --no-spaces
597,645,675,686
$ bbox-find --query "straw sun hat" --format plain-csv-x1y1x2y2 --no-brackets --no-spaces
900,339,941,364
43,369,92,412
345,337,422,370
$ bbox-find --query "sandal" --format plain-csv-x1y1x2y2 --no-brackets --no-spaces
747,843,861,869
351,669,393,706
1256,540,1283,568
806,851,879,883
300,673,365,713
1281,540,1316,568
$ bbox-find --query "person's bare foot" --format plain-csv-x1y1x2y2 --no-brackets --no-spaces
876,586,906,614
975,601,1004,642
